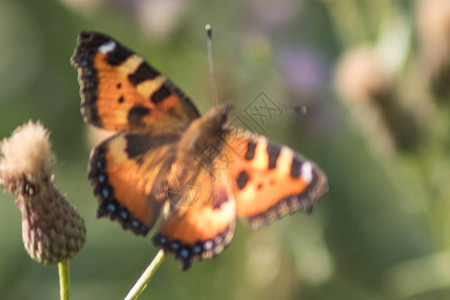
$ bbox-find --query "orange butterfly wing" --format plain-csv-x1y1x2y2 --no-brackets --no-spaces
153,147,236,270
223,128,329,228
89,127,184,235
71,31,200,130
154,186,236,270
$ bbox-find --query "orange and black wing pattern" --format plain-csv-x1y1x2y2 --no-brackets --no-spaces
153,141,237,270
223,128,329,228
88,126,184,235
153,177,236,270
70,31,200,131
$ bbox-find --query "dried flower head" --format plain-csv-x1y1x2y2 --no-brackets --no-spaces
416,0,450,64
334,46,390,104
0,121,86,264
334,46,420,152
416,0,450,98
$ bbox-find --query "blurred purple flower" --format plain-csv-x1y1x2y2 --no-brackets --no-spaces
277,48,330,95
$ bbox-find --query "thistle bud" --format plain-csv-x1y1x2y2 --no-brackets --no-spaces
0,121,86,264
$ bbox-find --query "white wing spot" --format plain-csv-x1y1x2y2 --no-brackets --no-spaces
301,162,313,183
99,41,116,54
204,240,213,250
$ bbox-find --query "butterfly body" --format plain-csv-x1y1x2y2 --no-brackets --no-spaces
71,31,329,270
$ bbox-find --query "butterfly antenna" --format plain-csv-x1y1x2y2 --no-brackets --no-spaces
205,24,219,105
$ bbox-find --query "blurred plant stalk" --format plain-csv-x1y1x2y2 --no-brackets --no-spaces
124,249,165,300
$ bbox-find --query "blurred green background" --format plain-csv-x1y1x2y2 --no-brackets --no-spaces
1,0,450,299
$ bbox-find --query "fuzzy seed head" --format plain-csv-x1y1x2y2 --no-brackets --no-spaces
0,121,54,189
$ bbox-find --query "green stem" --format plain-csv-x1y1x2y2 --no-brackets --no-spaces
124,249,166,300
58,260,70,300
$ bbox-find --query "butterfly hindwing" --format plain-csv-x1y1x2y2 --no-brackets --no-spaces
152,122,237,270
89,126,185,235
71,31,200,131
153,167,236,270
223,128,329,228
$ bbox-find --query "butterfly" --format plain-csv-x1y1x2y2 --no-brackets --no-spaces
71,31,329,270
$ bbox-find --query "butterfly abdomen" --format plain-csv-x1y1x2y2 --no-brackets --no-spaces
171,104,231,179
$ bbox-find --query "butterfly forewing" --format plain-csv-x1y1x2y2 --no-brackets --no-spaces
223,128,329,228
71,31,200,131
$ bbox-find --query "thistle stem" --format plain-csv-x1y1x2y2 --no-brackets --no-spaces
124,249,166,300
58,260,70,300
